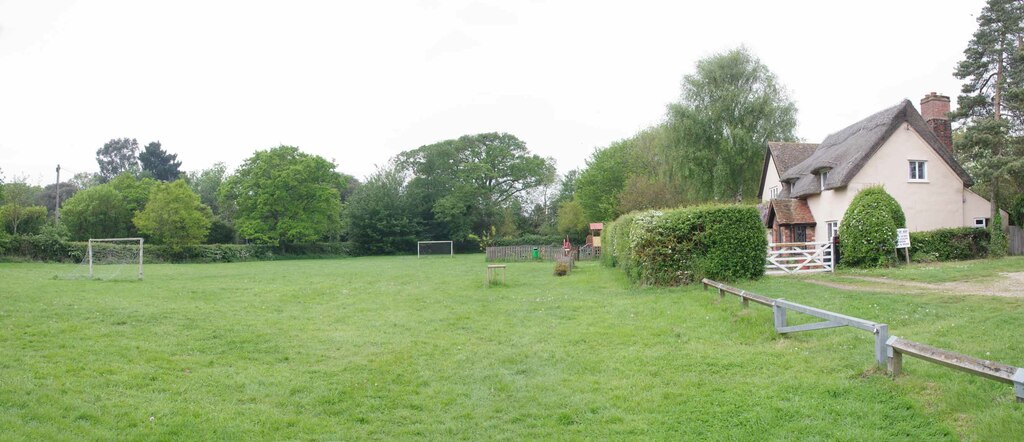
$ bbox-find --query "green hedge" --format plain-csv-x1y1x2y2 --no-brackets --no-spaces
909,227,989,262
1,237,352,263
602,205,766,285
840,187,905,267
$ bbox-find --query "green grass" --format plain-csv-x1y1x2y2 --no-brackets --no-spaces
1,255,1023,440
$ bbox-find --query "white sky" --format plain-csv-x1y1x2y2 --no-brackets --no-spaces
0,0,987,186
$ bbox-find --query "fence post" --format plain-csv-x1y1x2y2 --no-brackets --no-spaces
773,301,787,331
874,324,889,366
1013,369,1024,403
886,336,902,375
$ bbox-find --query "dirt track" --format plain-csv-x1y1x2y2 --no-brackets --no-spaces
804,273,1024,298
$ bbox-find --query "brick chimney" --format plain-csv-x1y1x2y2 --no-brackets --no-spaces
921,92,952,152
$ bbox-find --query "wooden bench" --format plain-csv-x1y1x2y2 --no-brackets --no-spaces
887,336,1024,402
486,265,506,285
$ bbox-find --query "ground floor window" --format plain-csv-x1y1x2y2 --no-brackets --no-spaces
826,220,839,240
793,225,807,242
974,218,989,228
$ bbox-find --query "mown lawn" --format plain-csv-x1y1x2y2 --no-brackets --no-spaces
1,255,1022,440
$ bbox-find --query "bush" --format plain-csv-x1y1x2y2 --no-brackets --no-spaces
909,227,989,261
989,211,1007,258
1,237,351,263
553,261,569,276
602,204,766,285
840,187,905,267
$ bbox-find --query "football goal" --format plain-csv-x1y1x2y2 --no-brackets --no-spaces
67,238,144,280
417,241,454,257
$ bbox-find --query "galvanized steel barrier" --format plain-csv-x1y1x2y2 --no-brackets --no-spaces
701,278,1023,403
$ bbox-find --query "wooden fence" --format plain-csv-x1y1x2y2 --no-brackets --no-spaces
485,245,569,262
701,278,1024,403
765,242,833,275
1009,226,1024,256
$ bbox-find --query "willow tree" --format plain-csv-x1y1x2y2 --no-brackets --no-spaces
665,47,798,202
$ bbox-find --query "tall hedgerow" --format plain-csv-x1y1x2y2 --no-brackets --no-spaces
603,204,766,285
840,186,906,267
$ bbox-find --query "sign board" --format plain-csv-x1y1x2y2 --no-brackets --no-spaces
896,228,910,249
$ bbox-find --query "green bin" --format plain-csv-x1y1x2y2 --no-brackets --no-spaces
532,247,539,259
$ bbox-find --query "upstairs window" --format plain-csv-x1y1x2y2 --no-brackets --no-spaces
909,160,927,181
819,170,829,191
769,186,780,199
974,217,988,228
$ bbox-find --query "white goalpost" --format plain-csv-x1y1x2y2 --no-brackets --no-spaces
417,241,454,257
86,238,144,280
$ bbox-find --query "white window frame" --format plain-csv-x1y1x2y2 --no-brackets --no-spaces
909,160,927,182
973,218,987,228
819,170,828,191
769,185,780,199
826,220,840,240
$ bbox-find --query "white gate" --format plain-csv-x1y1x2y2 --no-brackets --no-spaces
766,242,833,275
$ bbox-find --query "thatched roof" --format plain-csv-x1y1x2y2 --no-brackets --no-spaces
766,198,816,226
757,142,819,198
779,100,974,198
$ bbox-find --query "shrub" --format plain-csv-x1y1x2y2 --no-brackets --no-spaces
989,211,1007,258
909,227,989,261
603,204,766,285
840,187,905,267
1011,193,1024,226
553,261,569,276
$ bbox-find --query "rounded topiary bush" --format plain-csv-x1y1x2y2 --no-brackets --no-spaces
840,186,905,267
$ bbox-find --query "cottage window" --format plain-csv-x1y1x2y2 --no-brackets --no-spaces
909,160,927,181
974,217,988,228
819,170,829,191
769,186,780,199
793,226,807,242
826,220,840,240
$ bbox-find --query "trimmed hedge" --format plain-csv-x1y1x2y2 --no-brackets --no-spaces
840,187,905,268
602,205,766,285
1,237,352,263
909,227,989,262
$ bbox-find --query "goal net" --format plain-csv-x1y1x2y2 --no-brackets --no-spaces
417,241,453,257
61,238,144,280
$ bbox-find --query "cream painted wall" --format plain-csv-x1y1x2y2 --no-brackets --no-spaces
761,156,781,202
809,123,982,241
963,188,1010,229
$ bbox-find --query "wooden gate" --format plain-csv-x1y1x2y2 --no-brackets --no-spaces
1009,226,1024,256
766,242,833,275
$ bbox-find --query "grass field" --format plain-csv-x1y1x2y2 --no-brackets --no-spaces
2,255,1023,440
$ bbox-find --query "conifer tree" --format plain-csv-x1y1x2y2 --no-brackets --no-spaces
953,0,1024,217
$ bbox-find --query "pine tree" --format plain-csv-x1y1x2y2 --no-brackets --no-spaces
139,141,183,181
953,0,1024,218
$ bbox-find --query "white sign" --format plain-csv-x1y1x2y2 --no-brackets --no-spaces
896,228,910,249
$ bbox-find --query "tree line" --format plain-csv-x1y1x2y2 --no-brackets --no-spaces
3,0,1023,256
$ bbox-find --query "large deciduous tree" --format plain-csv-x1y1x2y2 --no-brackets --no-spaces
953,0,1024,217
665,47,798,202
1,179,44,235
345,166,420,255
187,162,229,216
221,146,345,250
398,132,556,241
61,185,132,240
96,138,141,182
139,141,183,181
133,180,212,247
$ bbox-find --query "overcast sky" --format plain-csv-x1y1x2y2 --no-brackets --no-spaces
0,0,987,186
